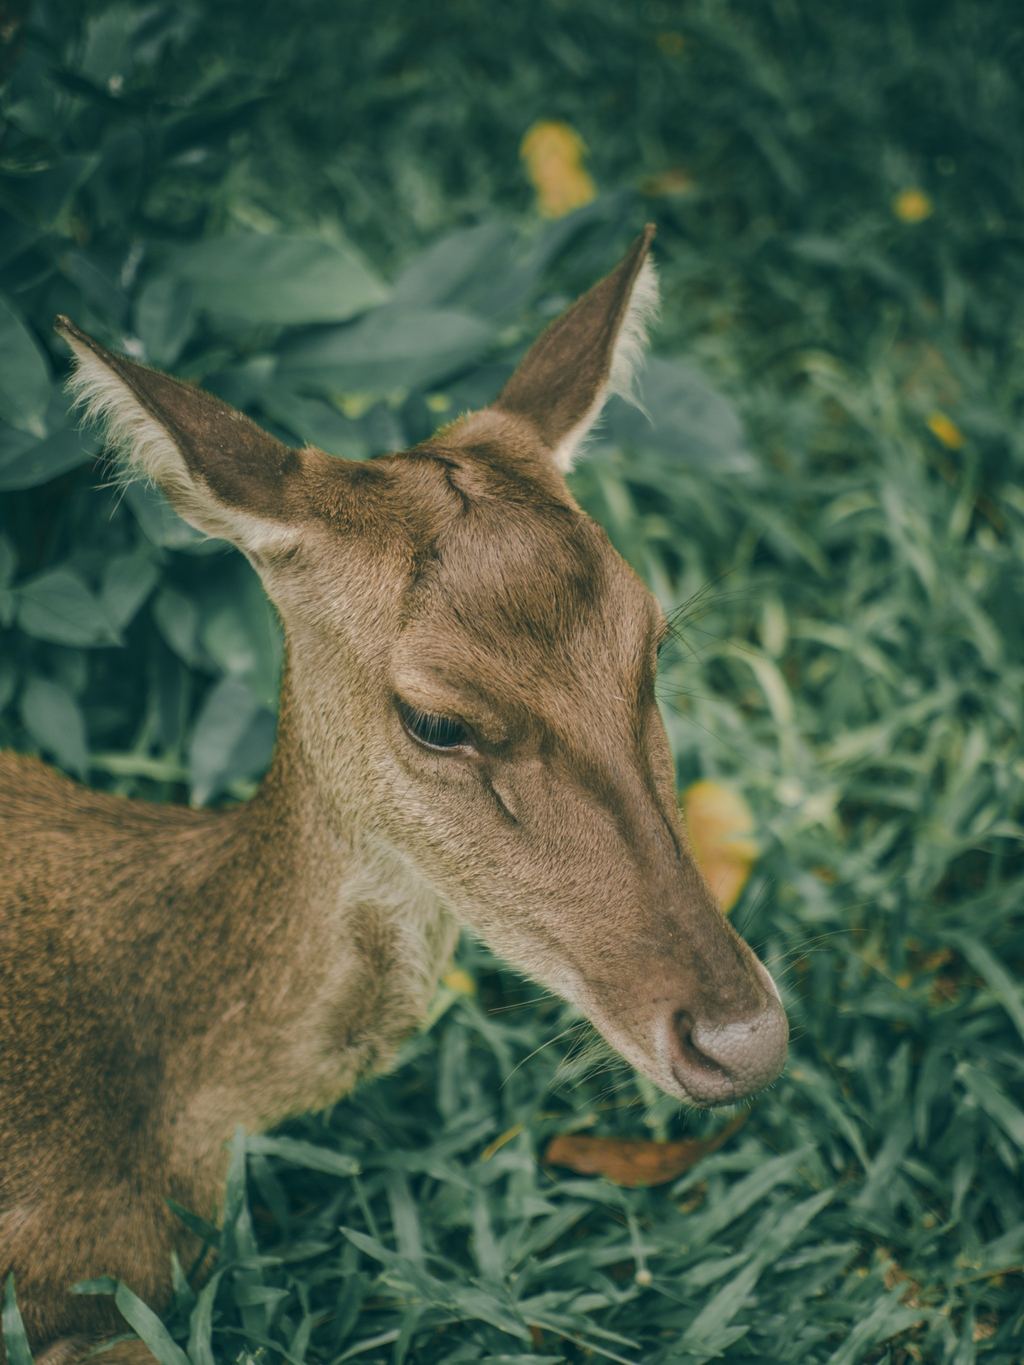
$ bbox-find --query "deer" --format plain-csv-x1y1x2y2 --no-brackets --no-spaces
0,227,788,1363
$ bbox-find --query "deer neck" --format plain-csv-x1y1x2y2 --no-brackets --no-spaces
165,658,457,1180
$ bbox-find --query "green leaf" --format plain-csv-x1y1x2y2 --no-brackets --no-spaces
166,1199,219,1247
198,563,282,706
678,1190,833,1351
2,1275,34,1365
19,676,88,776
164,233,388,326
605,355,757,474
134,276,196,368
0,426,34,468
0,297,51,431
0,657,16,708
683,1148,814,1248
247,1134,361,1178
187,676,268,805
220,1129,267,1340
958,1063,1024,1149
255,386,369,456
112,1281,190,1365
392,222,517,308
0,534,16,587
220,1127,254,1261
101,549,160,630
447,1284,532,1343
477,1358,563,1365
16,567,119,647
824,1288,928,1365
80,5,136,82
124,482,213,552
7,154,99,228
153,587,203,667
199,605,260,679
186,1270,224,1365
0,427,93,491
947,931,1024,1046
278,307,496,395
71,1277,119,1295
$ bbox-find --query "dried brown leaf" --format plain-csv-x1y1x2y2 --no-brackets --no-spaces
543,1112,747,1188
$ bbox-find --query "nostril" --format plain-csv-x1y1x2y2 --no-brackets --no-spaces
667,997,788,1104
673,1010,730,1081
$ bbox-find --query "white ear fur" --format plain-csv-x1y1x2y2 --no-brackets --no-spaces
65,339,195,500
64,337,297,556
551,255,659,473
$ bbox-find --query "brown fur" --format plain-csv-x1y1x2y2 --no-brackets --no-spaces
1,232,787,1359
497,224,655,451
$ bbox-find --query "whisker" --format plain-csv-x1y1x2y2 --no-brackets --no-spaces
654,682,721,706
501,1019,589,1088
485,991,559,1016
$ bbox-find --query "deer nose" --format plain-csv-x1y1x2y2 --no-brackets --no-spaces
667,983,788,1105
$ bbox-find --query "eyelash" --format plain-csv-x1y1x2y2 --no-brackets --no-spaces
396,699,474,753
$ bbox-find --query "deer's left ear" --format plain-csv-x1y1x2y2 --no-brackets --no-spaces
56,316,312,558
493,224,658,471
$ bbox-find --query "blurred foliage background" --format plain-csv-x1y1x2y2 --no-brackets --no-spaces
2,0,1024,1360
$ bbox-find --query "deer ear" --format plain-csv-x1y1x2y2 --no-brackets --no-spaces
494,225,659,471
56,317,308,556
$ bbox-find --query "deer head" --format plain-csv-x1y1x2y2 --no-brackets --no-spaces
56,226,787,1105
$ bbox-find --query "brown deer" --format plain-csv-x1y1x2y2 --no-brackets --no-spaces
0,227,787,1363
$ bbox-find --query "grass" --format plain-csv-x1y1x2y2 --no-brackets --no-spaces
1,0,1023,1360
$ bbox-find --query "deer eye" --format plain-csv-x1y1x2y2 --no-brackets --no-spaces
396,698,474,753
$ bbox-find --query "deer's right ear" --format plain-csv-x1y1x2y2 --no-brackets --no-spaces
56,317,310,557
491,225,659,472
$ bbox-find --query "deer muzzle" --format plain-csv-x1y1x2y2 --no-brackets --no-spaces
575,922,788,1106
665,955,788,1103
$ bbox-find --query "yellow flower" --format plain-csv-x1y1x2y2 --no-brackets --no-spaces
893,188,933,223
442,967,476,995
681,780,759,913
926,411,965,449
521,120,597,218
656,31,686,57
641,167,696,198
